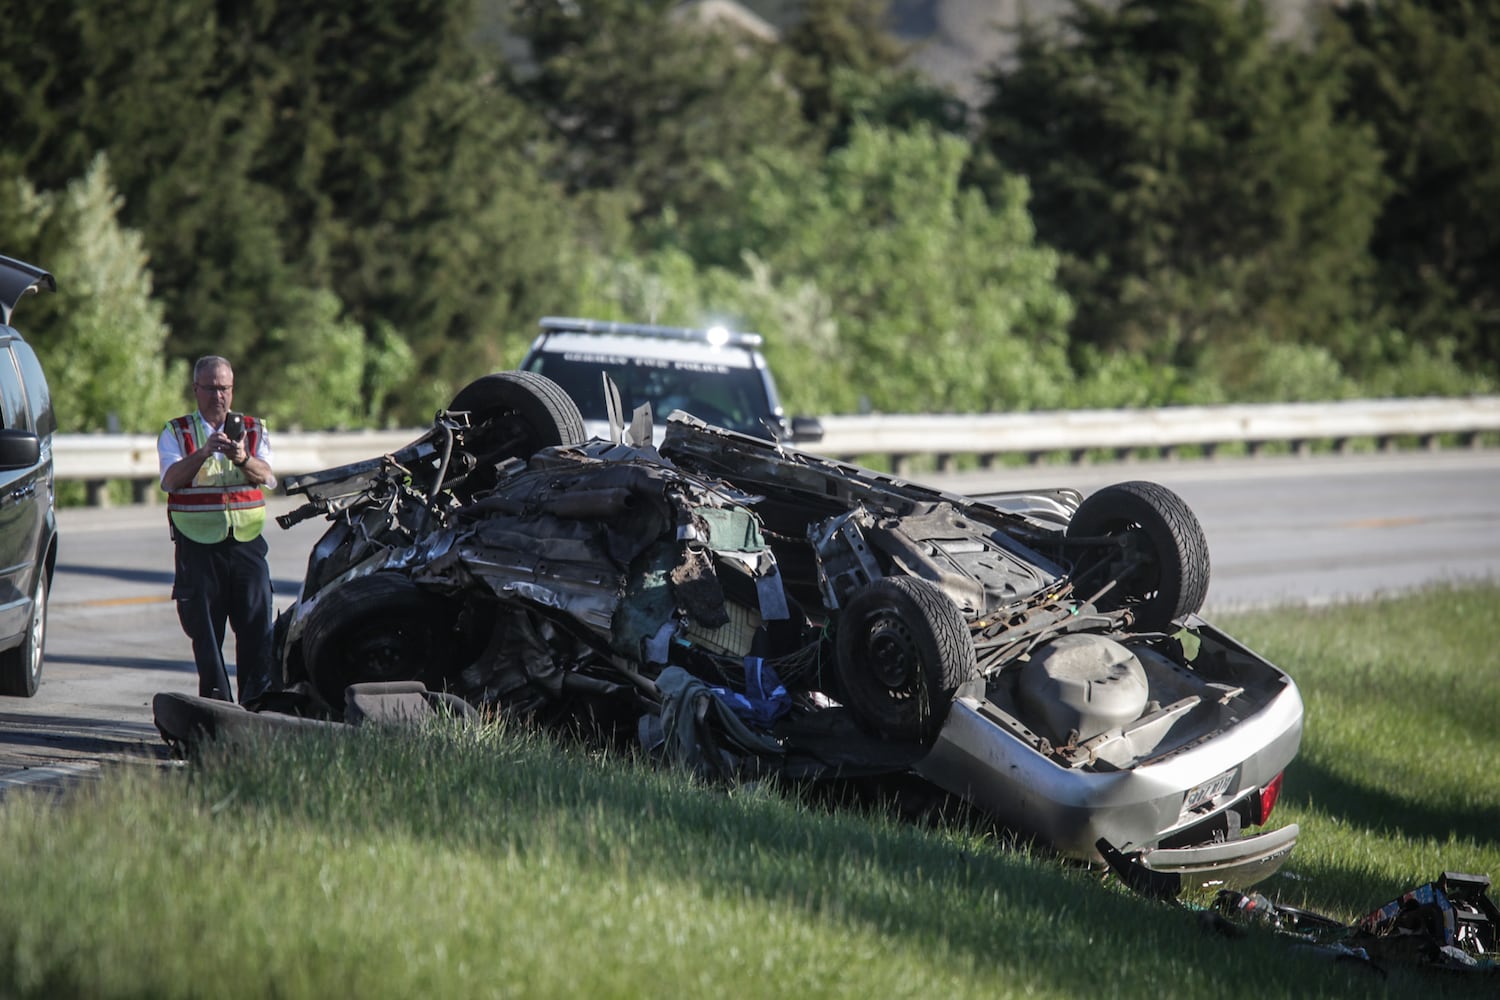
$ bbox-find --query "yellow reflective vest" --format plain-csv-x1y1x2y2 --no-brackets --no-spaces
164,413,267,543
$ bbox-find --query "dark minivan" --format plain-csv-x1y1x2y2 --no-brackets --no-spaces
0,254,57,697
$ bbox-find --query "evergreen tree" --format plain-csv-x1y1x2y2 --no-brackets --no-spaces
215,3,565,388
0,5,103,185
508,0,815,225
0,1,294,368
1,0,583,424
976,0,1385,385
1327,0,1500,376
782,0,967,145
0,156,183,435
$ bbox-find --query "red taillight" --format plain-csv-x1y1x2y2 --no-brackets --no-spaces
1253,771,1285,826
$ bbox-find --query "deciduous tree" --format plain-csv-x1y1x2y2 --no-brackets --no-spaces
1326,0,1500,376
976,0,1385,388
587,123,1075,415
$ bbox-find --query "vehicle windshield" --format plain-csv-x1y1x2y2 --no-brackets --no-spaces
524,351,776,437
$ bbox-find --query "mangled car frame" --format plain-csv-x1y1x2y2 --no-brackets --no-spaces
271,371,1304,890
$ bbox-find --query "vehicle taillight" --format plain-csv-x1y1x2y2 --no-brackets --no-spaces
1252,771,1284,826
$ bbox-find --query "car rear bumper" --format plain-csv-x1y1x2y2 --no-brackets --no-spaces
914,680,1305,868
1136,822,1299,890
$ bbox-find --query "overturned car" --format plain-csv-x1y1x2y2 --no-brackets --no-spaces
265,371,1303,891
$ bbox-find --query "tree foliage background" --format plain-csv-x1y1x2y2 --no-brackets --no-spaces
0,0,1493,435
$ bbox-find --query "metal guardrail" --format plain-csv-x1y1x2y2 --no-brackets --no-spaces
55,429,421,506
53,396,1500,505
813,396,1500,474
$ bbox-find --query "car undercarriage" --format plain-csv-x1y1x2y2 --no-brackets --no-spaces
159,371,1305,892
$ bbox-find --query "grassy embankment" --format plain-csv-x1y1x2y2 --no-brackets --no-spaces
1,584,1496,998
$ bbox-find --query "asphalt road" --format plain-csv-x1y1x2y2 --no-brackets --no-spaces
4,449,1498,793
948,448,1500,612
0,495,328,793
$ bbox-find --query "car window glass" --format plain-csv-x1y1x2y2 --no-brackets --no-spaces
528,353,771,435
11,342,52,437
0,346,26,431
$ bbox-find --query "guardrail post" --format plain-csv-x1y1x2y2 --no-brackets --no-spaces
84,479,109,507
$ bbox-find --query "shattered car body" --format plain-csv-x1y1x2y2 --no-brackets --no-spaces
270,371,1304,890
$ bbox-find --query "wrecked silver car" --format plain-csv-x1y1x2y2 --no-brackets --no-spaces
265,371,1303,891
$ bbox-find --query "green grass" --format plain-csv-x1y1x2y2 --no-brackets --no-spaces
1217,583,1500,917
2,584,1497,998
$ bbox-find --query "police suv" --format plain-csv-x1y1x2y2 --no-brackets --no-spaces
518,317,823,446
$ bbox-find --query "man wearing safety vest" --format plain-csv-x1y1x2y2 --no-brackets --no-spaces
158,356,276,704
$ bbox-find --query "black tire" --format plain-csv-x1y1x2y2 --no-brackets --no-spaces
1066,481,1210,630
444,370,585,491
269,606,293,691
300,573,463,710
833,576,977,743
0,569,47,697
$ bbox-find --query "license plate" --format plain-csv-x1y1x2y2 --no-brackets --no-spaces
1183,768,1236,813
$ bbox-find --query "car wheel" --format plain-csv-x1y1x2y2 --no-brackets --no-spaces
833,576,977,743
301,573,463,712
448,371,586,496
0,569,47,697
1066,481,1210,630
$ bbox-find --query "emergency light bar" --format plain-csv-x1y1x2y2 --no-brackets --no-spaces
539,316,763,348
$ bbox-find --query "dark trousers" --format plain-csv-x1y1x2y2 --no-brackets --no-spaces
173,532,274,704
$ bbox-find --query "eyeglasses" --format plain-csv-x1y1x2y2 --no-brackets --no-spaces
195,384,234,394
